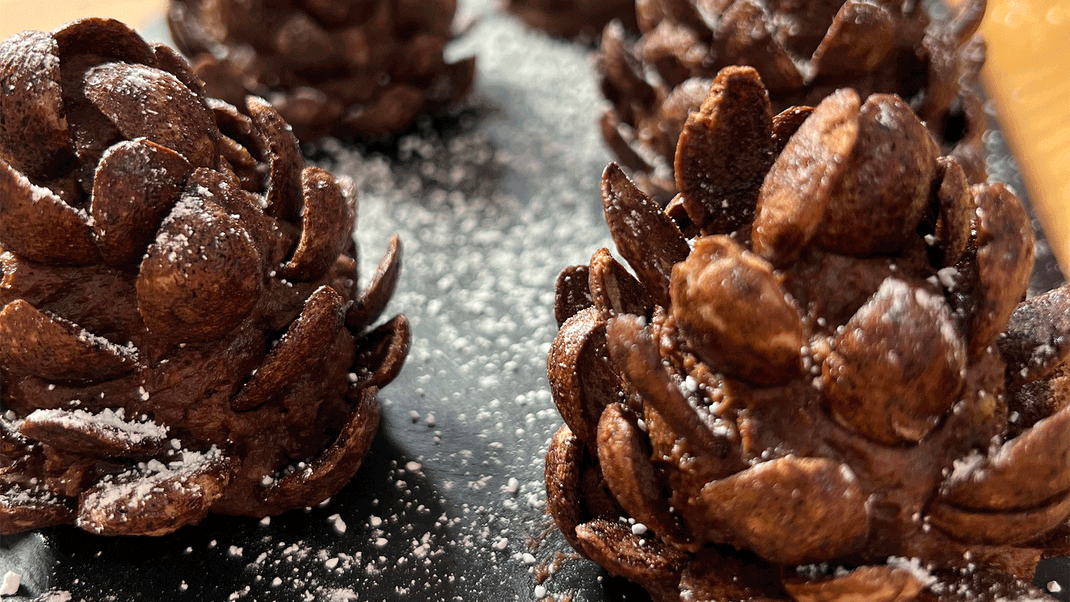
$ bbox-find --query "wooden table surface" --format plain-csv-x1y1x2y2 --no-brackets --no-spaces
1,0,1067,276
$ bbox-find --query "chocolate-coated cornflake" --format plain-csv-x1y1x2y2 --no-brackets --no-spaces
599,0,988,201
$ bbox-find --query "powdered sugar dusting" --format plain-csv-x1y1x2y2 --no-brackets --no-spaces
24,407,167,448
292,18,613,593
23,6,615,599
946,448,986,485
14,3,1066,601
887,557,939,588
78,446,226,533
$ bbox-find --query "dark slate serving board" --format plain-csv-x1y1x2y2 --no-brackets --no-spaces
1,1,1066,600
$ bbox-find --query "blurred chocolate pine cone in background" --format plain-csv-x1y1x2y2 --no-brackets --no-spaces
599,0,988,201
168,0,476,141
547,66,1069,601
505,0,637,41
0,18,409,536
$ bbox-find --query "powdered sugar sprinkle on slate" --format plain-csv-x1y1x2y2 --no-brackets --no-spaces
12,1,1066,601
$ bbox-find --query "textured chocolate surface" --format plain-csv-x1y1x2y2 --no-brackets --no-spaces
0,18,409,537
167,0,476,141
0,4,1064,601
506,0,637,40
547,67,1069,601
598,0,989,202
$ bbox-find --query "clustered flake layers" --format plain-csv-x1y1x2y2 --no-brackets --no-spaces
168,0,476,140
0,19,410,536
506,0,637,40
546,66,1069,601
599,0,988,201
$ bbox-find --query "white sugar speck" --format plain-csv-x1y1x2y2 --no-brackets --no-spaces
0,571,20,595
328,514,347,535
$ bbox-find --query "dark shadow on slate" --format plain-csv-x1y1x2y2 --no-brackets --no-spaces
4,426,463,602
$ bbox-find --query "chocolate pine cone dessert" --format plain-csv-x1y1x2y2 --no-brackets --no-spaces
0,19,410,536
599,0,988,201
167,0,476,140
546,66,1069,601
506,0,638,41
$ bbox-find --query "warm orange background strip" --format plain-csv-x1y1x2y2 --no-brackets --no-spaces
1,0,1067,276
0,0,167,37
980,0,1070,276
